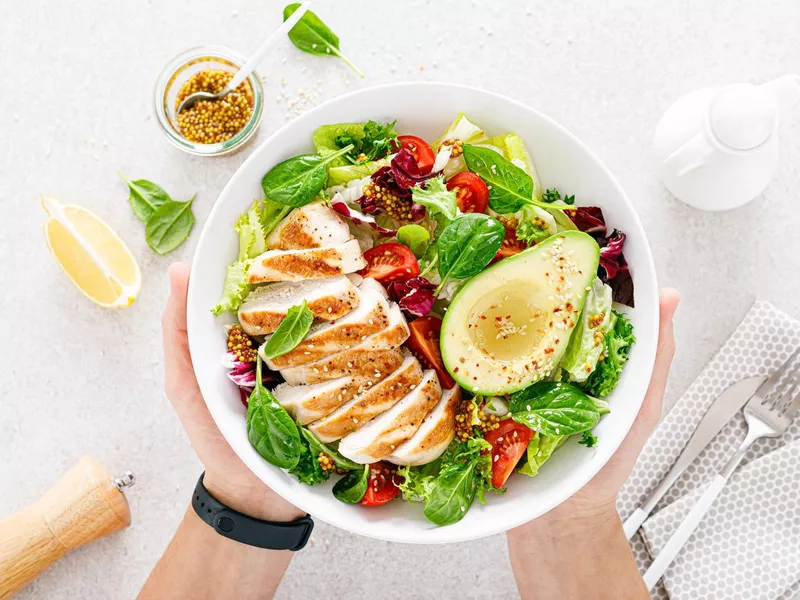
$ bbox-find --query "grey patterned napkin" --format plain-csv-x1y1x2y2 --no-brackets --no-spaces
617,300,800,600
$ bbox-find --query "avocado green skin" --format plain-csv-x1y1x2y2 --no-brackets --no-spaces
440,230,601,395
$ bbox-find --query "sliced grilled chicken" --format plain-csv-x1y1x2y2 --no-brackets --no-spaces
358,276,388,299
309,355,424,442
277,306,410,385
278,348,403,386
264,287,391,369
266,202,352,250
248,239,366,284
389,385,461,466
271,375,375,425
338,370,442,464
238,276,359,336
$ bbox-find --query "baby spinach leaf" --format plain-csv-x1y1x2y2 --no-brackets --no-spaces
423,457,480,526
509,382,603,437
463,145,571,214
261,144,353,208
262,301,314,359
300,427,361,471
436,213,504,294
246,357,302,469
144,197,195,255
284,3,365,78
289,431,329,485
120,174,171,222
396,224,430,258
333,465,369,504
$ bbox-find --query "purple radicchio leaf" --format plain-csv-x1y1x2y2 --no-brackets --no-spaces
568,206,607,237
387,277,436,317
222,351,280,406
597,230,635,307
331,199,397,236
391,148,436,189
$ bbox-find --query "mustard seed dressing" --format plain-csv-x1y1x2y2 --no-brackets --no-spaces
175,70,254,144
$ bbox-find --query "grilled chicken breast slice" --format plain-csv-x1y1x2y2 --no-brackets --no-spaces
266,202,352,250
277,348,403,386
248,239,366,284
308,355,424,442
238,276,359,336
388,385,461,466
277,305,410,385
271,375,375,425
264,287,391,369
338,370,443,464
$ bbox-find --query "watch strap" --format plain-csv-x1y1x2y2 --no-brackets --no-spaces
192,473,313,551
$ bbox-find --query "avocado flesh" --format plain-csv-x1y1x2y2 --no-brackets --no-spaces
440,231,600,395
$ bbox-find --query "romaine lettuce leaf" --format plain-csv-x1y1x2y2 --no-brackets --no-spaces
582,311,636,397
211,260,252,316
234,202,266,261
517,432,564,477
514,204,558,244
561,279,614,382
313,123,366,167
327,157,390,186
411,176,458,221
433,113,489,150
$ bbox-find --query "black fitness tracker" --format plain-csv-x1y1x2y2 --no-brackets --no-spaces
192,473,314,551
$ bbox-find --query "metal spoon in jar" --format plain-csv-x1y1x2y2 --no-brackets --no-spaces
176,2,312,114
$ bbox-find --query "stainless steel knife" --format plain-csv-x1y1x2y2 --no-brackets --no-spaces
622,375,766,539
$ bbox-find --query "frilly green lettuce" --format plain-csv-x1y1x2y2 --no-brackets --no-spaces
211,260,252,316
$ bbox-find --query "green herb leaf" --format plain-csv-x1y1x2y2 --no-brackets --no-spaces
120,174,171,222
333,465,369,504
260,145,353,208
300,427,361,471
262,301,314,359
313,123,367,166
338,120,398,164
436,213,504,294
144,197,195,255
284,3,365,78
412,176,459,221
581,311,636,398
579,431,598,447
541,188,576,206
396,224,431,258
509,382,602,437
211,260,252,316
246,357,303,469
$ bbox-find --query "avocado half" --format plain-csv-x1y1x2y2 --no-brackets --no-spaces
440,231,600,395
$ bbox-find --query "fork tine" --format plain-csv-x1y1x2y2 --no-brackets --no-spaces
785,389,800,418
756,346,800,402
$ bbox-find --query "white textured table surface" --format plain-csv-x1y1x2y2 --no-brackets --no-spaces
2,1,799,598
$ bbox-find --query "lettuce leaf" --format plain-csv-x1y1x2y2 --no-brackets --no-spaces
582,311,636,397
313,123,366,166
235,202,266,261
514,204,558,244
489,133,543,201
560,279,614,382
411,176,458,221
288,432,330,486
328,157,390,186
211,260,252,316
517,432,564,478
433,113,489,150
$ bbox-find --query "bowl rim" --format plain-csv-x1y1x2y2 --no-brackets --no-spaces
187,81,658,543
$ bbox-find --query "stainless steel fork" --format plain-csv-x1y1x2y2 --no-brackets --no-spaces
643,347,800,591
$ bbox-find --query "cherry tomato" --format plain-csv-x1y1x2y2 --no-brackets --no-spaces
405,316,456,389
491,225,528,263
360,242,420,284
360,461,401,506
483,419,534,488
446,172,489,213
397,135,436,175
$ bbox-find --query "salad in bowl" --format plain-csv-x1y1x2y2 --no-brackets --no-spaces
210,113,637,527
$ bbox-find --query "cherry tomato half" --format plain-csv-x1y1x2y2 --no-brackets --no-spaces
446,172,489,213
360,461,401,506
405,316,456,389
483,419,534,488
360,242,420,285
491,225,528,263
397,135,436,175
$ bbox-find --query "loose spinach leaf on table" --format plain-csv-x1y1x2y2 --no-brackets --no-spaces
462,145,571,214
284,3,365,78
261,144,353,208
120,174,172,222
246,357,303,469
333,465,369,504
435,213,504,294
144,197,196,255
262,301,314,359
509,382,608,437
300,427,361,471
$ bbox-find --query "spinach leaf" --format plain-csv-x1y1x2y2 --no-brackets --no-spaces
262,301,313,359
462,145,571,214
120,174,171,222
289,430,330,485
246,357,303,469
284,3,365,78
509,382,603,437
396,224,430,258
300,427,361,471
423,457,480,526
333,465,369,504
261,144,353,208
411,176,458,221
436,213,504,294
144,197,195,255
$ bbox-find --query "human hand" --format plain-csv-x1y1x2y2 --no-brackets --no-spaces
510,288,680,537
162,263,303,521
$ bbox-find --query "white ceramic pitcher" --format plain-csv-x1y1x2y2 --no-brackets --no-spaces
654,75,800,211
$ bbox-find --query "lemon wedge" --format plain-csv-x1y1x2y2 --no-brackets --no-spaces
42,196,142,308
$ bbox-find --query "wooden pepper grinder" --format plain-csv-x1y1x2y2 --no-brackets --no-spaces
0,456,134,599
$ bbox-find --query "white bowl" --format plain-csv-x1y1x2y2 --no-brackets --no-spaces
187,82,658,544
